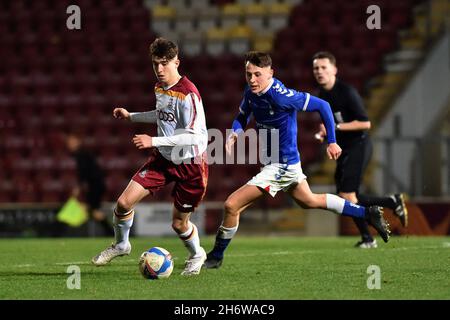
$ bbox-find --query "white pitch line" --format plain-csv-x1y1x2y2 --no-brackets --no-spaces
54,261,93,266
227,251,296,258
16,264,34,268
375,245,450,251
49,252,292,266
11,243,450,268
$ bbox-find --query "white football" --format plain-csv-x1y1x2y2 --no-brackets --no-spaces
139,247,174,280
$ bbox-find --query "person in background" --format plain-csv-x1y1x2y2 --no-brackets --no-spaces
65,132,111,236
312,51,408,249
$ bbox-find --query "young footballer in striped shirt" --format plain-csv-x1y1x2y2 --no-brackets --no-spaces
92,38,208,276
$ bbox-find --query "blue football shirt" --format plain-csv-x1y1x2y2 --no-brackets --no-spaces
232,78,336,165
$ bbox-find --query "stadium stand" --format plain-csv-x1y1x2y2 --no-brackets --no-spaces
0,0,427,208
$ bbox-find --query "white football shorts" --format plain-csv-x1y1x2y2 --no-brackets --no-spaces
247,162,307,197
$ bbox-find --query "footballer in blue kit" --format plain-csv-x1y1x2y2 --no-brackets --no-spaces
203,51,391,269
234,77,337,166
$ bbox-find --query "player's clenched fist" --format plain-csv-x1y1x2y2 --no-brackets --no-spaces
113,107,130,120
327,143,342,160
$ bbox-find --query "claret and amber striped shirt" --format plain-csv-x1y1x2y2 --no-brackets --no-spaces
130,76,208,163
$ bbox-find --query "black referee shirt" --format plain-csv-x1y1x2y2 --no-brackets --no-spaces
73,148,106,192
318,79,369,148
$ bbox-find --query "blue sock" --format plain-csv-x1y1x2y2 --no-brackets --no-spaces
210,237,232,260
342,201,366,218
209,225,238,259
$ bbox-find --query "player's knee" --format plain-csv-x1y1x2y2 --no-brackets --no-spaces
224,198,239,216
171,219,188,234
171,220,182,233
116,197,133,213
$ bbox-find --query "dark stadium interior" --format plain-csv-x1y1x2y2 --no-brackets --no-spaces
0,0,449,303
0,0,425,207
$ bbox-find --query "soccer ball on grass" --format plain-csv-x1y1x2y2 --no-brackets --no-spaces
139,247,174,280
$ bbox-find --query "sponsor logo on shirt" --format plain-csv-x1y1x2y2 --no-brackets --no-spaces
157,110,175,122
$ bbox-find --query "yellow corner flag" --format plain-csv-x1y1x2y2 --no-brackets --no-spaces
57,197,88,227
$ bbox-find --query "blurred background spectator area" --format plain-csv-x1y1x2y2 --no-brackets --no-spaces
0,0,447,213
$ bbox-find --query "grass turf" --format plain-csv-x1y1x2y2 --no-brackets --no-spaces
0,236,449,300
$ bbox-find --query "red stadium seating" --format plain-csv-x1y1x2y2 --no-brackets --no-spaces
1,0,420,203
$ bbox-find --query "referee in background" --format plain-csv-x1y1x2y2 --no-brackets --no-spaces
312,51,408,248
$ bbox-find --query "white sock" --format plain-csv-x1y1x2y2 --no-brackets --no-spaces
113,208,134,250
218,224,239,239
179,222,202,258
325,194,345,214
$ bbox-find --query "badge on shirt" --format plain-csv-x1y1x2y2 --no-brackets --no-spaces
334,111,344,123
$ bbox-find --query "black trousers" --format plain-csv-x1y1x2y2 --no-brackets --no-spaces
336,136,374,242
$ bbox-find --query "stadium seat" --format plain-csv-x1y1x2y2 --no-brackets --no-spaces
197,6,220,31
228,25,253,55
2,0,416,204
244,3,267,31
12,173,39,203
105,171,129,200
205,27,228,56
221,3,244,29
181,32,204,57
174,9,196,34
252,33,274,52
37,171,65,203
151,4,176,35
266,2,292,31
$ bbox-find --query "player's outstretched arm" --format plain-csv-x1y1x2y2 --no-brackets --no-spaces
113,107,158,123
304,95,337,144
275,87,335,144
130,110,157,123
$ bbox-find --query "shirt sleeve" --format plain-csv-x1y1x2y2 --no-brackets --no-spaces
304,95,336,144
270,84,310,112
270,85,336,143
152,132,202,147
232,92,252,134
130,110,157,123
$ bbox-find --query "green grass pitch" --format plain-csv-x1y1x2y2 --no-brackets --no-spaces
0,236,449,300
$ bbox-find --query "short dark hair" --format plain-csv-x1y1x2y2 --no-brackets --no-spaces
149,37,178,60
312,51,337,66
245,51,272,68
